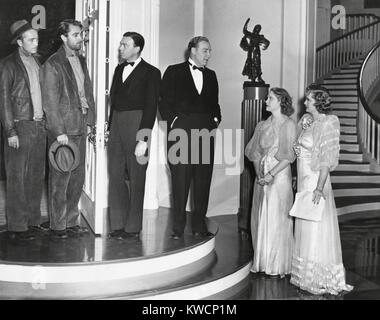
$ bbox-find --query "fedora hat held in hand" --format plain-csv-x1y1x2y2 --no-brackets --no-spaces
49,141,80,173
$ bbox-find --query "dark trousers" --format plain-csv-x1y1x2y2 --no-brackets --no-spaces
4,120,46,232
168,113,216,235
47,131,86,231
108,110,148,233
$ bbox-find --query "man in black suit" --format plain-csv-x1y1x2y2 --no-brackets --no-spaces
108,32,161,240
160,36,222,239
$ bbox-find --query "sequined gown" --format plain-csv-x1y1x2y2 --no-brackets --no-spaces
290,114,353,295
245,116,296,277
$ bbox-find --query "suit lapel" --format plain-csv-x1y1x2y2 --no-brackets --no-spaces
123,59,149,93
183,62,201,95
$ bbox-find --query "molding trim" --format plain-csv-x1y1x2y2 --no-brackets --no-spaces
194,0,204,36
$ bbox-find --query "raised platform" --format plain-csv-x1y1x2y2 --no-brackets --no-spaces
0,210,252,299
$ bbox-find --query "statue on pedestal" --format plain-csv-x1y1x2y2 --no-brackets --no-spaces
240,18,270,84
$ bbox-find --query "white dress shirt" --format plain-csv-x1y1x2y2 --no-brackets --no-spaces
188,58,203,94
122,56,142,82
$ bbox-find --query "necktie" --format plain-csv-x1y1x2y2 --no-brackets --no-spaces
192,65,204,72
122,61,135,67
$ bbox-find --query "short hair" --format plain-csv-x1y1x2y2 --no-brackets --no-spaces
57,19,83,38
187,36,210,52
123,31,145,53
305,83,332,114
270,87,294,116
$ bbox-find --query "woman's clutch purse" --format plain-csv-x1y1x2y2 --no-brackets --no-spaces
289,190,325,222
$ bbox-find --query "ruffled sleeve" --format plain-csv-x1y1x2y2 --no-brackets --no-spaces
245,121,264,162
275,118,297,163
311,115,340,172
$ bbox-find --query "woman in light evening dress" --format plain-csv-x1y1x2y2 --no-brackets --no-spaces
290,83,353,295
245,87,296,277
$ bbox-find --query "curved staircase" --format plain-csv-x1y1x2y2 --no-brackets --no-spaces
322,60,380,221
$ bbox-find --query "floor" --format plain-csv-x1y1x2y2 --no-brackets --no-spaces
230,214,380,300
1,181,380,299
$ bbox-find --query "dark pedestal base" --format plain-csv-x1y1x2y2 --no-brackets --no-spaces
238,85,269,233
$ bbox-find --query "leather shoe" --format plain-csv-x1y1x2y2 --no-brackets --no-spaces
29,225,49,235
67,225,89,236
116,231,140,240
193,231,213,239
170,232,183,240
108,229,124,238
40,221,50,229
49,229,68,240
8,230,36,241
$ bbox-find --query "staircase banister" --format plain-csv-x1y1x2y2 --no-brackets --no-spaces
346,13,380,19
317,20,380,52
359,40,380,124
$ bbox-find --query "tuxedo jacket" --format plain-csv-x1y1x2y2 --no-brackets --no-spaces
110,59,161,131
159,61,221,125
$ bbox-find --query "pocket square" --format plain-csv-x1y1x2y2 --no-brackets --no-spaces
289,190,325,222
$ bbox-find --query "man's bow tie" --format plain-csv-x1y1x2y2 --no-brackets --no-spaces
192,65,204,72
121,61,135,67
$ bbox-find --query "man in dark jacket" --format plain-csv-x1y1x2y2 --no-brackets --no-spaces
0,20,47,241
107,32,161,240
160,36,222,239
40,19,96,239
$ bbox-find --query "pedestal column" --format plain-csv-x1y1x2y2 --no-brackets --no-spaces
238,83,269,234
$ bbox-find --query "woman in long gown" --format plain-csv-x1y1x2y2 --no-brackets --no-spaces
290,83,353,295
245,87,296,277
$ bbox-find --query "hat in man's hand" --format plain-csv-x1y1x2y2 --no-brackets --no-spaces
49,141,80,173
10,20,33,45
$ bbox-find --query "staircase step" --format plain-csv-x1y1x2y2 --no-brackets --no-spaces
340,126,357,134
332,102,358,110
330,74,358,79
340,134,358,142
336,161,370,171
339,68,361,73
339,152,363,161
335,195,380,209
337,201,380,217
332,96,358,102
324,84,358,90
334,188,380,197
331,171,380,183
329,90,358,96
109,216,253,300
334,110,357,117
340,143,359,152
324,79,357,84
340,118,356,125
332,182,380,189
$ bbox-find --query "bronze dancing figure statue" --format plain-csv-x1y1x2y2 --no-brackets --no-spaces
240,18,270,84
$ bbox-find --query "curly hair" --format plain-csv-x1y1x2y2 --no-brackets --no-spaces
305,83,332,114
270,87,294,116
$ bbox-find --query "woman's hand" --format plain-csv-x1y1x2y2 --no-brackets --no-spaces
257,173,274,186
312,188,326,205
293,142,301,157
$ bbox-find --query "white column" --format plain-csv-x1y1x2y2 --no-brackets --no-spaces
194,0,204,36
281,0,317,118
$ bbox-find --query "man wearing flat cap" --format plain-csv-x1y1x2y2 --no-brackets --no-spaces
0,20,47,241
40,19,96,239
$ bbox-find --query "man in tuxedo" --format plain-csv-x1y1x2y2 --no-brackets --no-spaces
160,36,222,239
108,32,161,240
40,19,96,239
